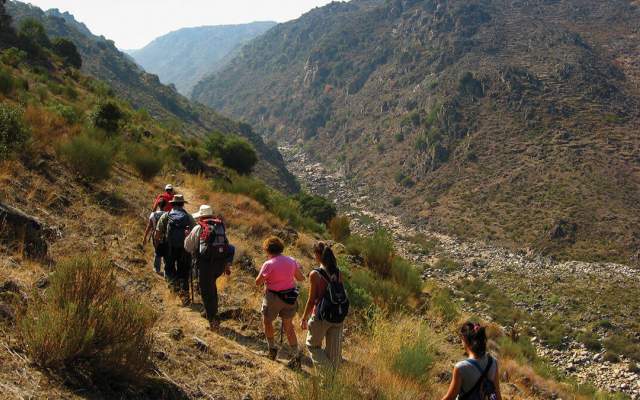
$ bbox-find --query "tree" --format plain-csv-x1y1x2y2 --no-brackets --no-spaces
18,19,50,48
52,38,82,68
220,136,258,174
0,103,29,159
296,192,337,224
91,101,124,133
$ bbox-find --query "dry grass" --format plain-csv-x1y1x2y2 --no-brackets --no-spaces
24,104,77,146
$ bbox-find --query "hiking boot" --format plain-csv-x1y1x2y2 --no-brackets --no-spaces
267,347,278,361
208,318,221,331
287,354,302,370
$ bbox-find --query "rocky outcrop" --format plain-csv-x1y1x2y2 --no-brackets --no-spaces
0,202,47,259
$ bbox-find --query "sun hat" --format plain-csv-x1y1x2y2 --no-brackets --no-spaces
165,184,174,191
169,194,188,204
193,205,214,219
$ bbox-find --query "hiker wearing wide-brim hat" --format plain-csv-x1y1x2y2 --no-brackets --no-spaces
185,205,235,330
155,194,195,304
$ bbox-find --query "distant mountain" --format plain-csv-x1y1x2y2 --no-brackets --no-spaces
128,22,277,96
6,2,297,192
193,0,640,262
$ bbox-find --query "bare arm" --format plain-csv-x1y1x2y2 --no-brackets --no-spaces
494,363,502,400
255,274,266,287
441,367,462,400
142,219,153,245
294,266,305,282
301,272,318,329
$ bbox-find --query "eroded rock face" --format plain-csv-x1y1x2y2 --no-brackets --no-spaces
0,202,47,259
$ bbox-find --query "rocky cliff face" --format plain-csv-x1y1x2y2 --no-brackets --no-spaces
128,22,277,96
193,0,640,262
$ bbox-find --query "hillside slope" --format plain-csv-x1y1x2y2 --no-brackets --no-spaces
193,0,640,262
128,22,277,96
6,1,297,192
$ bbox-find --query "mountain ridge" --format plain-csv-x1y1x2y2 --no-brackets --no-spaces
193,0,640,263
127,21,277,96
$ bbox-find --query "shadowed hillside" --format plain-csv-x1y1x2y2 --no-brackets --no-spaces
6,1,298,192
193,0,640,262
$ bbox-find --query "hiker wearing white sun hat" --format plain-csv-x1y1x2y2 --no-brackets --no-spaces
185,205,236,330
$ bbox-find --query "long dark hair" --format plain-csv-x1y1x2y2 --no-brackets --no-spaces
313,241,338,276
460,322,487,357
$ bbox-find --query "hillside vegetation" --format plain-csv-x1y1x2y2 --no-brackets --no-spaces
5,1,297,192
193,0,640,263
128,22,277,96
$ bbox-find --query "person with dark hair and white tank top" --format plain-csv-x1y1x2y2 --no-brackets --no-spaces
441,322,502,400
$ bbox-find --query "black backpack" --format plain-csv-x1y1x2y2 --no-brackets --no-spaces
198,218,229,261
166,209,191,248
314,268,349,323
459,356,498,400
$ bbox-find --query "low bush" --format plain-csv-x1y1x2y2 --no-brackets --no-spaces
345,234,366,256
577,331,602,352
20,256,157,383
328,215,351,242
91,100,124,133
351,269,410,308
0,67,14,95
0,103,28,159
434,257,461,272
59,134,114,181
363,230,394,277
220,136,258,174
296,191,336,224
604,334,640,361
392,335,435,381
0,47,28,67
390,257,422,294
126,145,163,181
429,287,459,322
52,37,82,68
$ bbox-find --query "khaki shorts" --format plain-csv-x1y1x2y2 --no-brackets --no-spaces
262,291,297,322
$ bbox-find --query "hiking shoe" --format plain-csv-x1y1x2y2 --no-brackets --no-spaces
267,347,278,361
209,319,221,331
287,354,302,370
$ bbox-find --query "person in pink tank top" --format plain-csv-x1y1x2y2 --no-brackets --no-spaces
256,236,305,367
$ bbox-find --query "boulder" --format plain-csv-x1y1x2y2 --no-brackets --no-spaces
0,202,48,259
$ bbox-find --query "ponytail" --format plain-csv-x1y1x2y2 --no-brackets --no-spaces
460,322,487,357
313,241,339,276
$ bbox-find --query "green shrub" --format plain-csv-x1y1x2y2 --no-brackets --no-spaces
531,314,570,349
328,215,351,242
390,257,422,294
363,230,395,277
220,136,258,174
392,334,434,380
429,287,459,322
0,103,28,159
351,269,410,308
19,256,157,382
434,258,461,272
577,331,602,352
47,102,78,123
126,145,163,181
0,47,28,67
18,18,50,48
0,67,14,95
91,101,124,133
604,334,640,361
497,336,537,363
345,234,366,256
59,134,114,181
296,191,336,224
52,38,82,68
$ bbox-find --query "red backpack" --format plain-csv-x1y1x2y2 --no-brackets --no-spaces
198,218,229,260
153,192,174,212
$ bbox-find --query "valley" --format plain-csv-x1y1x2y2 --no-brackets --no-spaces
281,144,640,398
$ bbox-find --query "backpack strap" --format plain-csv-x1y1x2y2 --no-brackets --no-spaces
461,356,493,398
314,267,339,283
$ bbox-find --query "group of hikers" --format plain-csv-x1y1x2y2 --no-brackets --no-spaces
143,184,502,399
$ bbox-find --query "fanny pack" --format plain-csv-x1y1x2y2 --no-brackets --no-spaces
269,287,299,305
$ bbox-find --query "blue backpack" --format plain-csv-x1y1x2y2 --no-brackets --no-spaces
166,209,191,248
460,356,497,400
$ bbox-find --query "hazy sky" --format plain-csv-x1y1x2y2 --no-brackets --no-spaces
22,0,337,50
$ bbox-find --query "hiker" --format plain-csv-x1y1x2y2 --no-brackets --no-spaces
441,322,502,400
184,205,236,330
143,198,168,275
155,194,195,304
153,184,174,212
301,242,349,369
255,236,305,367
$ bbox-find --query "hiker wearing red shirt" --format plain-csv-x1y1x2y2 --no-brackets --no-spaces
153,184,174,212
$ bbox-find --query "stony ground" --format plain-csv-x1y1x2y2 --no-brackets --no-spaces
281,145,640,399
